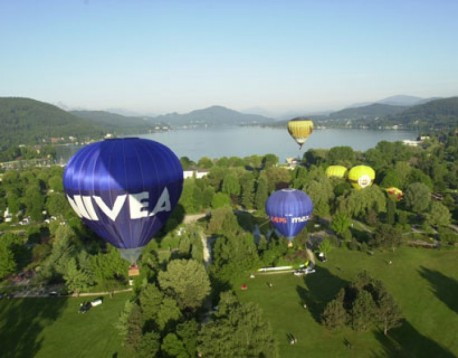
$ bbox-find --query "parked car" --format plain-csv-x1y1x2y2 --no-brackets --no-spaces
91,298,103,307
79,301,91,314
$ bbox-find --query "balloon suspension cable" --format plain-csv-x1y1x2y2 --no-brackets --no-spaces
258,218,272,228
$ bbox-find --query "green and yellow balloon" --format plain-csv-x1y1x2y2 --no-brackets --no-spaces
348,165,375,189
325,165,348,179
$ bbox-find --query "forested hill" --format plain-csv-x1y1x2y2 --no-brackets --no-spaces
329,103,406,119
384,97,458,129
70,110,157,134
0,97,105,149
152,105,275,126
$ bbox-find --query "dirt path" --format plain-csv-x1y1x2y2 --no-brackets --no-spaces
183,213,207,224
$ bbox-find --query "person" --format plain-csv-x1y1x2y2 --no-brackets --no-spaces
303,303,307,309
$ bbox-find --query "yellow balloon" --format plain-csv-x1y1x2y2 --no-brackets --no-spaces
287,118,314,149
325,165,348,178
348,165,375,189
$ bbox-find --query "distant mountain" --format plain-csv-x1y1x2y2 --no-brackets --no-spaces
0,99,277,150
152,105,275,126
328,103,406,120
70,110,158,134
0,97,104,148
385,97,458,129
349,95,440,108
376,95,426,106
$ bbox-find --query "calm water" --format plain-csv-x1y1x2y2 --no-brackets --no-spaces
57,127,419,163
139,127,419,162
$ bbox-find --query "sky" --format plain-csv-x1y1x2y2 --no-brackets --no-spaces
1,0,458,117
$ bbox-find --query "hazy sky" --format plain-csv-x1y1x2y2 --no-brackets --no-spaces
1,0,457,116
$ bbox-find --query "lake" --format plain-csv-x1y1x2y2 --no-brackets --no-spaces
57,127,419,163
139,127,419,162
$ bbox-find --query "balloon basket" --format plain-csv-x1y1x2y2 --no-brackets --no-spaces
128,264,140,277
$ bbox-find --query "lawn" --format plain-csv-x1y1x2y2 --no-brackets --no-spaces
0,292,132,358
0,247,456,358
235,246,458,358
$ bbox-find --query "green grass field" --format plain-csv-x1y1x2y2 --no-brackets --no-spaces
236,246,458,358
0,292,132,358
1,247,457,358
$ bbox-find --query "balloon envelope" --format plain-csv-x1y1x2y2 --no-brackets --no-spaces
287,118,314,149
63,138,183,262
325,165,348,178
348,165,375,189
386,187,403,201
265,189,313,241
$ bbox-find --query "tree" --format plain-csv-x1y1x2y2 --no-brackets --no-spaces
376,288,403,336
240,176,256,209
330,212,352,239
371,224,401,249
158,259,211,311
404,182,431,214
207,206,238,236
180,179,201,214
351,290,376,332
198,291,278,358
180,156,196,170
176,320,199,357
318,238,333,257
139,283,182,331
385,196,396,225
339,186,387,219
425,201,451,228
262,154,279,168
125,303,143,352
211,192,231,209
264,166,291,192
211,232,260,283
63,257,93,296
326,146,355,167
136,331,160,358
91,246,129,287
221,174,241,197
162,333,189,358
197,156,214,169
304,179,333,217
0,242,16,279
322,298,347,330
46,192,70,218
254,176,268,212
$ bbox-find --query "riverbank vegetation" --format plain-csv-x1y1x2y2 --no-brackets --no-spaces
0,129,457,356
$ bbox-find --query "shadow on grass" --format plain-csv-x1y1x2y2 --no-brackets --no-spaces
418,266,458,314
296,266,348,324
0,297,68,358
371,320,455,358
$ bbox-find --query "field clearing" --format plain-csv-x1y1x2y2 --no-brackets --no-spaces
0,292,132,358
0,247,457,358
236,246,458,358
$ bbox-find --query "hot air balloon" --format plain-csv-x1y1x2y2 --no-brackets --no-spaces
325,165,348,179
287,118,314,149
386,187,403,201
347,165,375,189
63,138,183,272
265,189,313,246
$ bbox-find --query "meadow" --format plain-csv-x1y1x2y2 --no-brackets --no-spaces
0,292,131,358
0,247,456,358
236,246,458,358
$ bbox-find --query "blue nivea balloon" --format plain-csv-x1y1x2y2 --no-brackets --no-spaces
63,138,183,263
265,189,313,242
